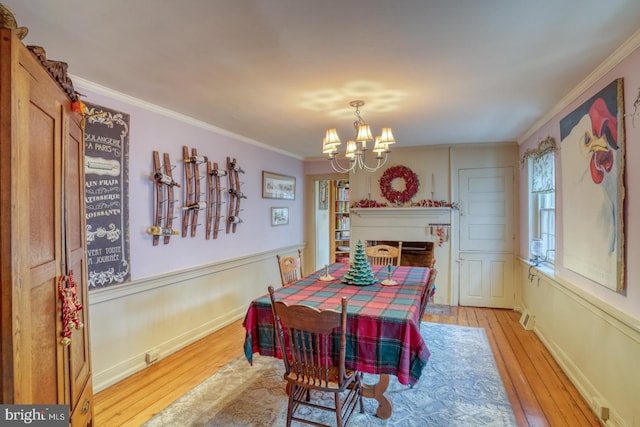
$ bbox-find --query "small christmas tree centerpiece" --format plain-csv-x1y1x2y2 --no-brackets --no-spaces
342,240,376,286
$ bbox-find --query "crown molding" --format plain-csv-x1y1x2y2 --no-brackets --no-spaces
70,75,303,160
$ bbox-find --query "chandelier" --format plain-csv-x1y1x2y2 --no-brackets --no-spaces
322,100,395,173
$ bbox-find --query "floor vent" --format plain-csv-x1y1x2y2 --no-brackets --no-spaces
519,310,535,330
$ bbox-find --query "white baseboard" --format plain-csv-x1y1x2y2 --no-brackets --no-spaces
534,326,625,427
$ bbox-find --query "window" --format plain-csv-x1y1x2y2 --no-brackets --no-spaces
529,151,555,264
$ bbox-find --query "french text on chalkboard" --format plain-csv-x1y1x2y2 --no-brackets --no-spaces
84,102,131,289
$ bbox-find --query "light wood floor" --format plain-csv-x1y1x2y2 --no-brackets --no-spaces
94,307,601,426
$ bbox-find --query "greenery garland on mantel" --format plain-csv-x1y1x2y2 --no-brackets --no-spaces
351,199,459,209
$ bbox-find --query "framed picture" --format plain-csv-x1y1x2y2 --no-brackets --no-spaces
262,171,296,200
271,207,289,226
559,78,625,293
318,180,329,210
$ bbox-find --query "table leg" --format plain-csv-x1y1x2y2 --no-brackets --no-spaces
361,374,392,419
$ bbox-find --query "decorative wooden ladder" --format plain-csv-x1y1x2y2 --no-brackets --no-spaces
150,151,179,245
226,157,246,233
182,146,207,237
206,161,226,239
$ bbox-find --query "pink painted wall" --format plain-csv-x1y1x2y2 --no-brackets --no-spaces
519,46,640,320
78,84,304,281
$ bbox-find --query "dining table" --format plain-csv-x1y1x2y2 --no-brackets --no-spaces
242,262,432,419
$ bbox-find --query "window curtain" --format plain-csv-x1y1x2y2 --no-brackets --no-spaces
532,152,555,193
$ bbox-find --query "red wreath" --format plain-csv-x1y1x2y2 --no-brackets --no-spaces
379,165,420,204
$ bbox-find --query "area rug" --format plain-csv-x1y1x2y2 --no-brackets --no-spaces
144,323,516,426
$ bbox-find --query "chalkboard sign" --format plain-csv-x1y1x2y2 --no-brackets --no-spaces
84,102,131,289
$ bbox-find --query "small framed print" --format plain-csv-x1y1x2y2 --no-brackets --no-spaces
262,171,295,200
318,180,329,210
271,207,289,226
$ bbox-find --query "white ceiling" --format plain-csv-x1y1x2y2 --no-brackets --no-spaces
4,1,640,159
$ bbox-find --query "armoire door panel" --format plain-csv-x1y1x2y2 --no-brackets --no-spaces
28,102,60,268
29,279,60,404
70,328,91,410
67,255,91,408
70,379,93,427
65,119,84,252
64,109,92,412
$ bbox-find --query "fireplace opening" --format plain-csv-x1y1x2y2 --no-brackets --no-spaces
367,240,435,268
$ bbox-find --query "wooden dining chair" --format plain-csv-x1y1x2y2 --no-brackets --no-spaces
277,249,303,286
268,286,364,427
419,268,438,320
365,241,403,266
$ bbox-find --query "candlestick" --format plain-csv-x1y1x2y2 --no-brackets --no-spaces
381,263,397,286
431,173,435,199
320,264,334,281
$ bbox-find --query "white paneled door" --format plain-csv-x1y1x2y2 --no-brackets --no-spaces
458,167,515,308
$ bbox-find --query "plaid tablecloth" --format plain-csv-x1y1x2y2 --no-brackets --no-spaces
243,263,431,386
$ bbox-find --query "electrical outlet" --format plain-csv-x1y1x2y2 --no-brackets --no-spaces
600,406,609,421
145,350,159,364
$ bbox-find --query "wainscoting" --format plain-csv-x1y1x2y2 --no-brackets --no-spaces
517,259,640,426
88,245,303,392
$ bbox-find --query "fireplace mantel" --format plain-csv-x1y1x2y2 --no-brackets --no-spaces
351,207,451,222
350,207,452,245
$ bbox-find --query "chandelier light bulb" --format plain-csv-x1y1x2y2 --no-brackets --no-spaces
345,140,357,158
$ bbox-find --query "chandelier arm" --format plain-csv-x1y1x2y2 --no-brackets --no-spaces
358,152,388,173
330,157,356,174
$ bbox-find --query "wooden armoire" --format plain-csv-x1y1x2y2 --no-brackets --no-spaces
0,28,93,425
